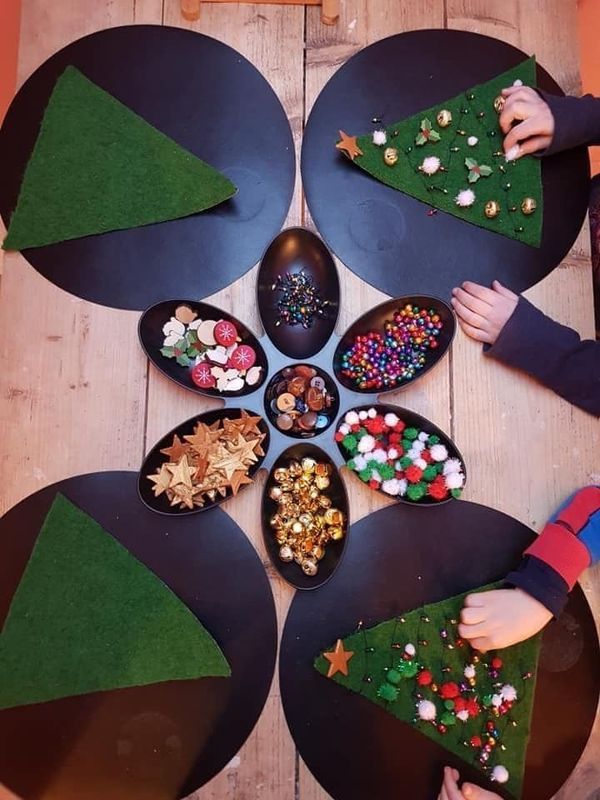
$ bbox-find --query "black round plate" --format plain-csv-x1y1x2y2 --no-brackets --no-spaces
139,408,270,515
280,501,599,800
333,295,455,393
262,442,349,590
138,299,268,399
0,471,277,800
0,25,295,310
301,30,589,300
257,228,340,360
336,403,467,506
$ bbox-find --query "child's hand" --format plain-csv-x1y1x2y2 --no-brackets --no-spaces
458,588,552,652
438,766,502,800
451,280,518,345
499,85,555,160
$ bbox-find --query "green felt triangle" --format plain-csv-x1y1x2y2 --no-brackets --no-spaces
339,59,542,247
3,66,237,250
315,585,540,799
0,493,230,709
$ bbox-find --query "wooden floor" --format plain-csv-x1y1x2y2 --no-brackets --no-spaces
0,1,598,799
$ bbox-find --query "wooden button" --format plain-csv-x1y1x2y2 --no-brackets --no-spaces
276,392,296,412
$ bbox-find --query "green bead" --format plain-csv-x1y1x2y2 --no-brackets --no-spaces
483,694,493,707
386,668,402,685
377,683,399,702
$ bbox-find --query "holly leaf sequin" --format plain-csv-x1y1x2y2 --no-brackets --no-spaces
465,157,493,183
415,118,441,146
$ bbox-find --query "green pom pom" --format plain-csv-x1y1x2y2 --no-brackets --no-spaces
402,661,419,679
404,427,419,440
342,434,358,453
435,462,445,474
451,488,463,499
366,459,380,471
407,482,427,501
358,468,372,483
399,456,413,470
423,465,438,482
428,434,440,444
377,683,399,702
444,699,455,710
386,668,402,686
356,427,368,439
347,459,356,471
378,463,395,480
440,711,456,726
401,439,412,452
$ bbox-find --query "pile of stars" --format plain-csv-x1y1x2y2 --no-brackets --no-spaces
271,271,329,329
268,457,345,576
147,410,266,510
339,303,444,391
336,408,465,502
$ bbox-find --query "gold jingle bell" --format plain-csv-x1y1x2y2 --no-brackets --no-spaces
493,95,505,114
383,147,399,166
521,197,537,215
279,544,294,562
436,109,452,128
302,558,318,576
484,200,501,219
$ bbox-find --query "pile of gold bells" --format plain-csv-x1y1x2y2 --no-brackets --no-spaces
147,410,265,509
268,457,345,576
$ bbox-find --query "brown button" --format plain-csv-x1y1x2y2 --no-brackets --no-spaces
306,386,324,411
276,392,296,412
288,376,306,397
298,411,317,430
276,413,294,431
295,365,317,379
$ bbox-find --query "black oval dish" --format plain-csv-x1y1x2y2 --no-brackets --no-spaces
138,299,268,398
333,296,455,393
139,408,270,515
257,227,340,360
262,443,349,590
335,404,466,507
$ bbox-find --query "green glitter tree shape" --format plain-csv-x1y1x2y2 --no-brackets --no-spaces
336,59,542,247
315,585,541,799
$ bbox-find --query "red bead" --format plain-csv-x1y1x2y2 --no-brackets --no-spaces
491,657,503,669
417,670,433,686
470,736,482,748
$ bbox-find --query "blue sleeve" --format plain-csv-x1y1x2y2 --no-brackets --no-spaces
540,93,600,155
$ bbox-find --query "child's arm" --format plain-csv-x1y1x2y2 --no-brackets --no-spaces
451,280,600,417
438,766,502,800
458,487,600,652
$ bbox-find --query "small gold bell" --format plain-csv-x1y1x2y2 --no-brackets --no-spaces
521,197,537,215
279,544,294,562
383,147,399,166
436,109,452,128
301,558,318,576
484,200,501,218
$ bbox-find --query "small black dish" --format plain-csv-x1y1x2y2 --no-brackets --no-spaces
139,407,270,515
263,363,340,439
335,404,466,507
257,227,340,360
138,299,268,398
262,442,349,590
333,296,455,393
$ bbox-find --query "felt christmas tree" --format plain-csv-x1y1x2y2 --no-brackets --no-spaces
315,585,541,799
335,59,542,247
0,493,230,709
3,66,237,251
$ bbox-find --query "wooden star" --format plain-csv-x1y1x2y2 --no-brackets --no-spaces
323,639,354,678
184,423,221,454
160,434,190,461
227,434,260,466
170,483,201,510
237,409,264,437
336,130,363,161
147,464,172,497
230,469,254,496
193,453,210,483
166,455,195,488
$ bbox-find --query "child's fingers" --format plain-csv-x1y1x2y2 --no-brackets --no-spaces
459,281,498,304
452,287,491,317
503,116,541,152
513,134,549,157
450,298,487,329
460,605,486,625
468,637,492,653
458,620,490,639
499,99,530,133
455,318,494,344
501,85,527,98
464,592,486,608
491,280,518,300
443,766,464,800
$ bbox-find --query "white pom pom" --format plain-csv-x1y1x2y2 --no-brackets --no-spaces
421,155,441,175
414,458,427,470
382,479,401,496
491,766,509,784
491,694,503,708
467,136,478,147
387,447,399,461
445,472,465,490
430,444,448,462
397,478,408,496
372,129,387,146
384,412,399,427
367,407,377,418
417,699,437,721
456,710,469,722
501,684,517,703
412,440,425,453
513,78,523,87
338,423,350,435
370,469,382,483
353,454,367,471
443,458,462,475
359,410,368,420
357,435,376,453
464,664,476,679
418,431,430,442
344,410,359,426
404,643,416,656
407,448,420,461
371,448,388,464
455,188,476,207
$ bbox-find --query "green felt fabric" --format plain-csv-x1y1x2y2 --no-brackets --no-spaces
3,66,237,250
0,493,230,709
315,584,540,800
345,59,542,247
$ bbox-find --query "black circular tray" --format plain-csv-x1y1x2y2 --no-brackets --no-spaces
0,25,295,310
301,29,590,300
0,471,277,800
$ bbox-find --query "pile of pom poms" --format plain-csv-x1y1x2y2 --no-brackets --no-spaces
335,408,465,503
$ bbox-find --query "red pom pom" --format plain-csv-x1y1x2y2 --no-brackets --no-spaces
491,657,503,669
351,424,361,433
427,481,448,500
365,417,385,435
368,479,380,490
466,699,480,717
334,432,344,442
439,682,460,699
454,697,468,712
394,420,406,433
389,432,401,444
417,669,433,686
405,465,423,484
470,736,482,748
395,470,405,479
420,449,432,463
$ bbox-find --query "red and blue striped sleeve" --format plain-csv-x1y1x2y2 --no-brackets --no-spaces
505,486,600,617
